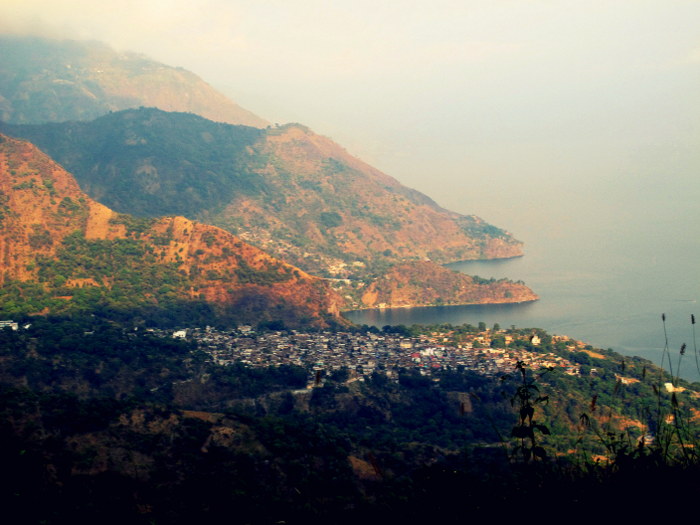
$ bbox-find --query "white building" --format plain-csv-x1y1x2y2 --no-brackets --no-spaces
0,320,19,331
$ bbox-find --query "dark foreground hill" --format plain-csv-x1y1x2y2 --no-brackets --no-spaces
0,133,343,327
1,318,699,523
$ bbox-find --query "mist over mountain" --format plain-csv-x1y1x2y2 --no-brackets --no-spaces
1,10,699,523
0,34,537,311
0,35,268,127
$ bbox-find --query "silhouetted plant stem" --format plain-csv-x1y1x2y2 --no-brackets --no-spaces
510,361,549,462
656,314,669,440
692,314,699,376
661,313,672,379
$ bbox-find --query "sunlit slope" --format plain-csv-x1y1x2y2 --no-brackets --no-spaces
0,133,342,326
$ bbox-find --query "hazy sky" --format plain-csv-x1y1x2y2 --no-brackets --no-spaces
1,1,699,243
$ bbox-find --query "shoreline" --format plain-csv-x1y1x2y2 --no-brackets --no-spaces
341,297,539,314
445,253,525,265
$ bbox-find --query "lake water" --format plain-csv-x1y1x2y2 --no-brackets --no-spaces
346,179,700,383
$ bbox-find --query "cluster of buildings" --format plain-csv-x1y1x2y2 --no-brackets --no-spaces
163,326,583,384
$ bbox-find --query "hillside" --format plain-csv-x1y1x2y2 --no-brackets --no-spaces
0,35,267,127
1,318,698,522
1,108,524,279
0,133,342,327
358,261,538,309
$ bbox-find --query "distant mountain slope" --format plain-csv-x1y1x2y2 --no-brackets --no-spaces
0,133,342,327
1,108,524,278
1,109,266,218
0,36,268,127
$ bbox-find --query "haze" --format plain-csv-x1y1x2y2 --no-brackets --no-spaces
1,1,699,252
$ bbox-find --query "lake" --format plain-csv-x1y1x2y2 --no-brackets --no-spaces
346,180,700,383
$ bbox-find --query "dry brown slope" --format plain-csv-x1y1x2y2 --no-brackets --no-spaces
0,133,342,326
214,124,523,275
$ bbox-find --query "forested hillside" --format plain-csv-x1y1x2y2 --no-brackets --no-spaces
1,317,698,522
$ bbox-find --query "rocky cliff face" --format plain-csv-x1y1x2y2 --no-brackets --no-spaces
0,134,343,326
359,261,538,309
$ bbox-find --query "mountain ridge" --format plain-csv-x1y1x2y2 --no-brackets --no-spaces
0,108,524,279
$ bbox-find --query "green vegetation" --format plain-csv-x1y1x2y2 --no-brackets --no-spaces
0,218,338,329
33,231,187,310
318,211,343,229
1,315,699,522
459,216,511,240
1,108,266,218
234,259,291,285
109,213,156,237
56,196,85,218
27,226,53,249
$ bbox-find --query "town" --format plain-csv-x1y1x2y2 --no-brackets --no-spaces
156,325,588,387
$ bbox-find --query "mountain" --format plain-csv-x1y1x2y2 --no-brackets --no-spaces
0,108,524,279
0,133,343,327
0,35,267,127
